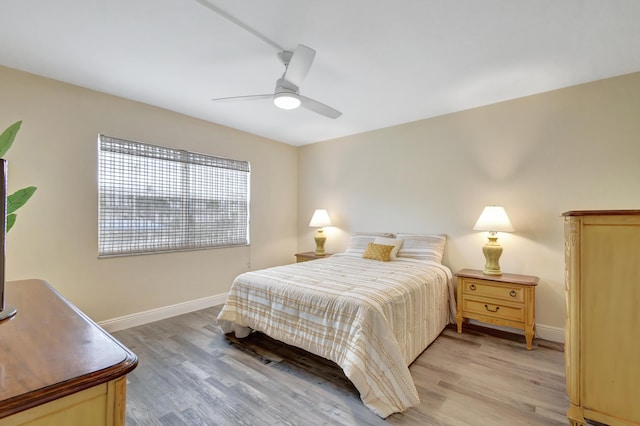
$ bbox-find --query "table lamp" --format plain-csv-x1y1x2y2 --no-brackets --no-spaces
309,209,331,256
473,205,514,276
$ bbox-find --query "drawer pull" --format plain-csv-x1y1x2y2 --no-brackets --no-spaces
469,284,476,290
510,290,517,297
484,304,500,313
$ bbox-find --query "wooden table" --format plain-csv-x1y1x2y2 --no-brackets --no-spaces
455,269,539,350
294,252,333,263
0,279,138,425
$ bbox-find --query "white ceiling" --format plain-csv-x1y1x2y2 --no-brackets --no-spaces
2,1,640,146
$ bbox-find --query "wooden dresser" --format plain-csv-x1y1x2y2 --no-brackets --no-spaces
0,279,138,425
563,210,640,426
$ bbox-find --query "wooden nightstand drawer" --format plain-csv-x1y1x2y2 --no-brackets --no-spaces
462,279,524,303
462,298,525,322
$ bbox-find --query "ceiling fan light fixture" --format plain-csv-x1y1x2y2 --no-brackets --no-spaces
273,92,301,110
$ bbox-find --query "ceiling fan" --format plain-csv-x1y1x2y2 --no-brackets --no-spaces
211,44,342,119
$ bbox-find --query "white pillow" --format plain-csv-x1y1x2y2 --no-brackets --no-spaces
396,233,446,263
344,232,395,256
374,236,404,260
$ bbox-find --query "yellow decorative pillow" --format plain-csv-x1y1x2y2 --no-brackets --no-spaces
362,243,395,261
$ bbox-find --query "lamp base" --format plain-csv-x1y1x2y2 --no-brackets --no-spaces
0,305,17,321
482,235,503,276
483,267,503,276
314,229,327,256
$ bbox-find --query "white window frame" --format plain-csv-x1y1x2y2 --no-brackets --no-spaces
98,135,250,257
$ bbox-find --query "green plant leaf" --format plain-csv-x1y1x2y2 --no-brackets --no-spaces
1,120,36,233
6,213,16,232
0,121,22,158
7,186,37,214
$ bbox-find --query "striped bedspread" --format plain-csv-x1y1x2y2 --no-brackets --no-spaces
216,254,456,417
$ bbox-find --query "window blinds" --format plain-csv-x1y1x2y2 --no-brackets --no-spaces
98,135,250,257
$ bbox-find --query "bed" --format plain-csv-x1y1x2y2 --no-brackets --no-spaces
216,233,456,418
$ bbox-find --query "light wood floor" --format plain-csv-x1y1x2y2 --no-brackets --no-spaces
113,306,569,425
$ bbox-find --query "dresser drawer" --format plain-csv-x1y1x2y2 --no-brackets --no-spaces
462,298,525,323
462,279,524,303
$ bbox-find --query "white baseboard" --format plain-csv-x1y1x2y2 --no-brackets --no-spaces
99,293,228,333
536,323,564,343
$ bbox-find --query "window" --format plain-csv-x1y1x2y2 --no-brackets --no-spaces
98,135,250,257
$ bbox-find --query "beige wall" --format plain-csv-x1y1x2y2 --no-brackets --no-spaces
4,64,639,337
298,72,640,337
0,66,298,322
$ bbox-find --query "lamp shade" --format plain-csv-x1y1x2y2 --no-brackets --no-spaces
309,209,331,228
473,206,514,233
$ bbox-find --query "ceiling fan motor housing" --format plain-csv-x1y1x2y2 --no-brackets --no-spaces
274,78,301,109
275,77,299,95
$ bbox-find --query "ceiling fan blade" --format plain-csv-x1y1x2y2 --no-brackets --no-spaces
300,96,342,119
211,94,272,102
283,44,316,87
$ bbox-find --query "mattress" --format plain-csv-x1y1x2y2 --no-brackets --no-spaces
216,253,456,417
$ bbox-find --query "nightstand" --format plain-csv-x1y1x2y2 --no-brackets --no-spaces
294,252,333,263
455,268,539,350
